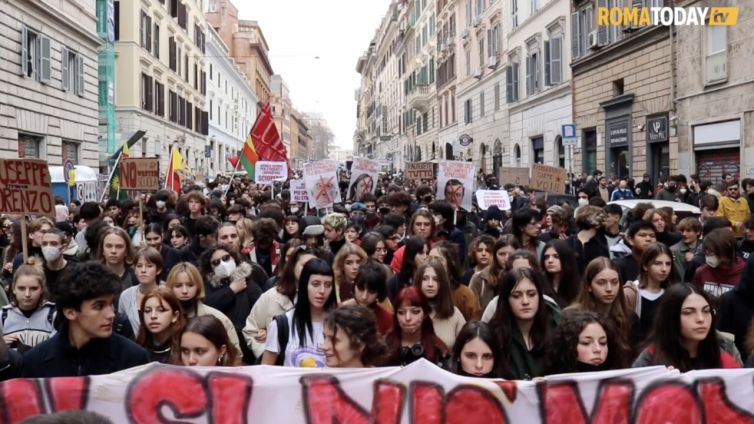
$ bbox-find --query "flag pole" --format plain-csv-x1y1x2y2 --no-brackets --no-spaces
100,148,124,202
166,147,174,192
223,155,242,198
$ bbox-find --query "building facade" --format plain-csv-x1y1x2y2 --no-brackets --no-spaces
114,0,208,175
270,75,292,155
1,0,101,167
205,25,257,175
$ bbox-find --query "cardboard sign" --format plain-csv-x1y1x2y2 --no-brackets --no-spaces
290,179,309,203
436,161,475,210
347,157,379,201
0,159,54,216
119,158,159,190
7,361,754,423
303,160,341,209
499,167,531,187
405,162,434,180
254,161,288,184
475,190,512,210
531,164,567,194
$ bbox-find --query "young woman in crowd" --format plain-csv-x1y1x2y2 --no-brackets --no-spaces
166,262,242,354
135,288,185,363
118,247,164,334
429,241,481,320
168,225,191,250
461,235,495,285
414,258,466,350
387,236,429,300
142,223,184,280
333,244,367,303
341,260,394,335
541,239,582,308
390,210,436,273
633,283,740,370
236,218,256,254
386,287,449,368
692,228,746,296
487,268,561,379
451,321,510,378
344,222,362,244
242,245,318,358
624,242,676,342
469,235,520,311
322,305,388,368
162,214,184,235
643,208,682,247
282,215,301,244
511,208,545,258
360,232,393,278
180,315,242,366
544,310,628,374
1,261,55,352
262,258,336,367
97,226,137,294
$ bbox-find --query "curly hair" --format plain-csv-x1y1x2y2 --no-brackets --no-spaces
324,305,388,367
322,213,348,231
333,243,368,302
53,261,120,319
544,310,627,374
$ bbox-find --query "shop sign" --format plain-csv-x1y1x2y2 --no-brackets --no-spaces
647,116,668,143
608,120,630,146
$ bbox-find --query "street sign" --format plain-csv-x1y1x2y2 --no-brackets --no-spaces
562,124,576,139
63,160,75,185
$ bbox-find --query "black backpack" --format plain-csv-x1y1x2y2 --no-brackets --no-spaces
273,313,289,366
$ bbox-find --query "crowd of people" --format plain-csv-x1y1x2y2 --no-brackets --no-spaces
1,166,754,381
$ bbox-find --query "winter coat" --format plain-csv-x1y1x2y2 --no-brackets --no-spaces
718,255,754,357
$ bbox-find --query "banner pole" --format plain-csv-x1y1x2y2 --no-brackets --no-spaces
223,157,242,198
100,149,124,202
21,219,28,263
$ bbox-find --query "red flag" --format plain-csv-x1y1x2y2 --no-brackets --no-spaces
252,104,290,174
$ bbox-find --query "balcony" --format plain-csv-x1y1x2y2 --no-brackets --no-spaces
407,84,432,111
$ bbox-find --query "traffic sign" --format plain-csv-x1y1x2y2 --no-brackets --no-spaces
561,124,576,139
63,160,75,186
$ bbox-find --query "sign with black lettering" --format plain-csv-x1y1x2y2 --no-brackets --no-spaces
531,164,567,194
119,158,160,190
0,159,54,216
647,116,668,143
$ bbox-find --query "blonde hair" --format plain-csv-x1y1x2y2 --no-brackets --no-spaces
166,262,205,300
334,244,368,285
236,218,255,246
322,213,348,231
11,258,48,306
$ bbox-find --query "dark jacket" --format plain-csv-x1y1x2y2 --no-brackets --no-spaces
22,331,149,378
567,233,610,271
0,346,22,381
203,262,264,330
159,244,190,280
717,255,754,357
507,301,562,380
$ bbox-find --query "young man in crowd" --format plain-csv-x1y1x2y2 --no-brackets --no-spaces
717,180,749,238
671,217,702,281
699,194,719,226
41,228,76,293
185,215,220,263
613,220,657,283
634,173,654,199
322,212,348,257
601,204,624,252
23,261,149,377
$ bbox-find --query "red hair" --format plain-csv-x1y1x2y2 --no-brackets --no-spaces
386,287,447,363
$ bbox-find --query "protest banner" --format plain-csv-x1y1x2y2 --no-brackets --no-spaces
405,162,434,180
303,159,341,209
475,190,512,210
254,161,288,185
0,158,54,216
531,164,568,194
436,161,475,210
499,167,531,187
347,157,379,201
119,158,160,191
290,179,309,203
4,361,754,423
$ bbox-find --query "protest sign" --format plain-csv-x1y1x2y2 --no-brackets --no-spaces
347,157,379,201
303,160,341,209
119,158,159,190
499,167,531,186
475,190,512,210
290,179,309,203
254,161,288,185
531,164,567,194
405,162,434,180
0,159,54,216
5,361,754,423
436,161,475,210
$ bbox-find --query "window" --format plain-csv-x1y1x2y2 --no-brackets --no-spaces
511,0,518,28
62,141,78,163
154,81,164,117
61,48,85,96
186,101,193,130
464,98,472,124
478,37,485,68
526,50,540,95
21,26,50,83
582,129,597,175
506,62,519,102
571,6,593,60
140,11,152,51
705,26,727,84
184,56,189,82
479,92,485,117
177,1,187,29
532,136,544,164
494,83,500,111
18,134,41,159
209,100,213,121
193,63,198,89
153,23,160,58
178,96,186,126
488,25,500,57
465,49,471,75
530,0,538,15
465,0,473,27
169,37,176,71
169,90,177,123
476,0,484,16
544,35,562,86
141,73,153,112
114,1,120,40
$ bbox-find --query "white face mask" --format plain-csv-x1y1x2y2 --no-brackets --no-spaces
290,206,299,214
42,246,62,262
680,188,687,194
578,198,589,207
155,200,166,209
705,255,721,268
214,259,237,278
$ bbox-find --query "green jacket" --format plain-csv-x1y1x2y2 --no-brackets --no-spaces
508,299,562,380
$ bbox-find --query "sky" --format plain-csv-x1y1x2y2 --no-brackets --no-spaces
236,0,393,150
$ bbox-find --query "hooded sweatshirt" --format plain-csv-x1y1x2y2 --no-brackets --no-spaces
718,255,754,357
692,257,745,297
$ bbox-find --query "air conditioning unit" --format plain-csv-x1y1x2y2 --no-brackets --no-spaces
487,55,498,69
473,68,482,79
706,52,727,82
472,17,481,27
208,2,217,12
462,28,470,39
588,31,602,49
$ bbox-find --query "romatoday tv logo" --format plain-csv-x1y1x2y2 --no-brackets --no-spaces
597,7,738,26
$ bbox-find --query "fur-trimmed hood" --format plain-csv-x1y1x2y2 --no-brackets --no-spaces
208,261,253,288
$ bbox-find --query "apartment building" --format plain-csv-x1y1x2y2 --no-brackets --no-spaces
674,0,754,182
1,0,101,167
114,0,208,175
206,25,257,174
503,0,572,173
270,75,292,155
436,0,459,161
292,112,312,167
355,44,377,160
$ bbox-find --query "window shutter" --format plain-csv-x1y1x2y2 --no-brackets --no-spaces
552,36,562,85
169,37,175,70
40,36,51,83
21,26,28,77
525,55,531,95
76,55,84,96
61,47,70,91
513,63,519,101
597,0,609,45
543,40,550,86
571,12,579,60
506,66,513,103
146,16,152,50
534,53,540,92
153,24,159,58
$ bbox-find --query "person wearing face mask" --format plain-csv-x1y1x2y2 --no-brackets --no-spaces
576,190,591,208
634,173,654,200
692,228,745,298
40,228,74,293
655,176,681,201
718,181,749,238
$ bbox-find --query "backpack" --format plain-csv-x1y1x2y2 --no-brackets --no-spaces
2,304,55,327
273,313,289,366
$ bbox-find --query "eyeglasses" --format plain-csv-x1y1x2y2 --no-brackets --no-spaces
210,254,232,267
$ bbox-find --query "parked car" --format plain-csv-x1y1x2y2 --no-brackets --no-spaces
608,199,700,229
